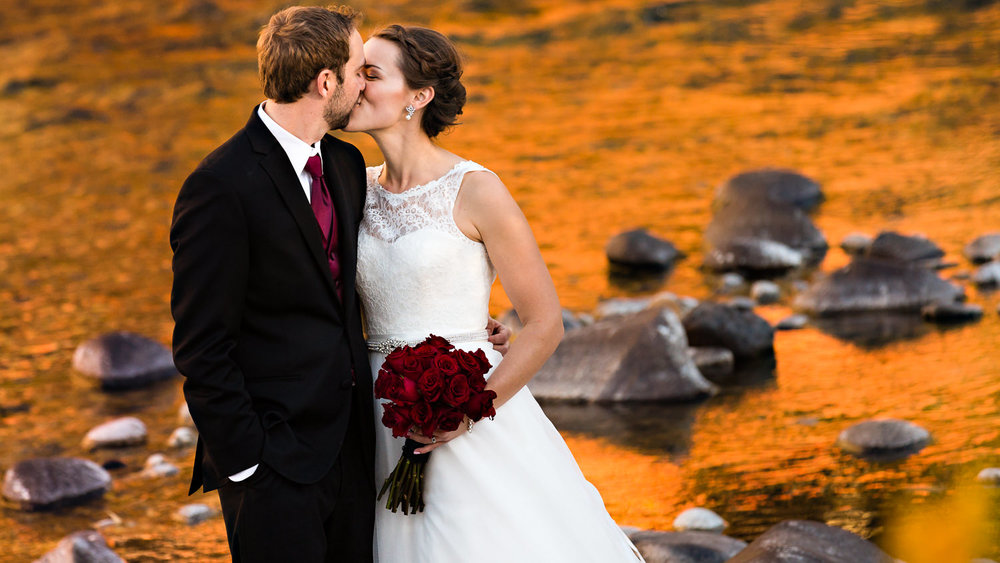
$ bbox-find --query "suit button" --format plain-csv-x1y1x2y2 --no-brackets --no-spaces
340,380,352,389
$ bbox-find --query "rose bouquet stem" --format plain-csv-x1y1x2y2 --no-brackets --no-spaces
378,438,429,514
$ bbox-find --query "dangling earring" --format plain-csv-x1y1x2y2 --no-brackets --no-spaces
405,105,415,121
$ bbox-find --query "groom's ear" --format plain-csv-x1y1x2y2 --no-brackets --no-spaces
411,86,435,110
316,69,337,97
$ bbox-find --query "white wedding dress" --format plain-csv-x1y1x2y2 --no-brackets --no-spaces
356,160,644,563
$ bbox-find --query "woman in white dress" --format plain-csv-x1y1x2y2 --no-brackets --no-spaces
344,25,643,563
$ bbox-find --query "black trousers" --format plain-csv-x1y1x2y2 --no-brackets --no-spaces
218,407,374,563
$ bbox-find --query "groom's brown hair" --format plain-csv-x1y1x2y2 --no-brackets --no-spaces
257,5,361,104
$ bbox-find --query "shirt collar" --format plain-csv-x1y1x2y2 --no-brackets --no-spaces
257,101,322,176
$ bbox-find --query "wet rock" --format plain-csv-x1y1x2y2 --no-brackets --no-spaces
673,507,727,533
866,231,944,268
775,314,808,330
964,233,1000,264
628,530,746,563
921,302,984,324
727,297,756,311
750,280,780,304
794,257,964,314
606,228,683,271
178,402,194,427
973,262,1000,287
2,457,111,511
532,306,716,402
718,272,745,293
840,232,873,256
714,169,824,211
73,332,176,390
82,417,147,450
174,503,218,525
168,427,197,449
976,467,1000,485
594,292,681,319
837,418,930,460
142,454,180,478
688,348,734,381
681,303,775,358
727,520,894,562
704,238,805,273
35,530,124,563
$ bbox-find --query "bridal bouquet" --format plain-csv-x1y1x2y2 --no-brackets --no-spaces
374,334,496,514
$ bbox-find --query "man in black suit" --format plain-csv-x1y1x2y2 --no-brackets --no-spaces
170,6,374,562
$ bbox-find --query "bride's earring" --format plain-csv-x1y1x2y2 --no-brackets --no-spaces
405,105,415,121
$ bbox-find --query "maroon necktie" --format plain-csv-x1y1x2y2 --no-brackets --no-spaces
304,154,341,300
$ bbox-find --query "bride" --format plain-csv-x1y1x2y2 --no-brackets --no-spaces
345,24,643,562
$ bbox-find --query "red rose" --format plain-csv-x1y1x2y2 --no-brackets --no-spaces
412,401,436,436
455,350,482,375
422,335,453,352
412,345,438,370
418,366,445,403
471,348,493,372
436,409,465,432
443,374,470,407
468,373,487,393
373,368,392,399
435,354,461,377
401,356,424,381
384,346,412,373
382,403,413,438
394,377,420,405
464,390,497,421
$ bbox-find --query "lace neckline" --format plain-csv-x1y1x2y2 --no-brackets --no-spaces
372,160,469,198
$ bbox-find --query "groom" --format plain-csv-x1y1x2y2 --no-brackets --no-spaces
171,6,375,562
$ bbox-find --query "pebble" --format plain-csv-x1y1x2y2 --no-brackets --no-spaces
168,427,198,449
976,467,1000,485
837,418,930,459
750,280,780,304
972,262,1000,287
143,454,180,478
728,297,756,311
673,507,727,533
840,232,873,256
174,503,218,525
719,272,744,293
82,417,147,450
775,314,808,330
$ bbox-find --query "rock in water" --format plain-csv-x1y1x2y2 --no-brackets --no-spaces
628,530,747,563
168,427,198,449
681,303,774,358
606,228,683,270
793,257,963,314
174,503,218,525
531,307,716,402
750,280,780,304
866,231,944,267
840,233,873,256
973,262,1000,287
34,530,124,563
73,332,176,389
976,467,1000,485
727,520,894,562
714,169,824,211
921,302,984,324
775,314,808,330
964,233,1000,264
838,418,930,459
687,348,734,381
3,458,111,511
82,417,147,450
673,507,727,533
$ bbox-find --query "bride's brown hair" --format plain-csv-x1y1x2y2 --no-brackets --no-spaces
374,25,466,138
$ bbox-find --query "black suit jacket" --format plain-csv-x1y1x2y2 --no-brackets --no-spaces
170,106,375,495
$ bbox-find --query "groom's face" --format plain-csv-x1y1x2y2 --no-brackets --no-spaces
324,29,366,130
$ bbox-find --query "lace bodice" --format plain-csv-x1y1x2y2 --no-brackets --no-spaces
357,160,496,340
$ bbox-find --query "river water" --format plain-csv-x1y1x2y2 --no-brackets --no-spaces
2,0,999,560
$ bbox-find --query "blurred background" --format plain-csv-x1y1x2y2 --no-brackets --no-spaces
1,0,999,560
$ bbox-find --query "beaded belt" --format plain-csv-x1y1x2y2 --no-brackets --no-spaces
366,330,491,355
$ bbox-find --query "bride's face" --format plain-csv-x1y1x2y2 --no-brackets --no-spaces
344,38,413,133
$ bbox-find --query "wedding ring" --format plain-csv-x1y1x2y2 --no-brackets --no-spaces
431,436,437,444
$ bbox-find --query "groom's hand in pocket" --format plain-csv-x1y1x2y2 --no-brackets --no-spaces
487,317,511,356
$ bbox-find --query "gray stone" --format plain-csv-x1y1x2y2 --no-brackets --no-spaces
595,292,681,319
174,503,218,525
73,332,176,389
838,418,930,459
727,297,756,311
82,417,147,450
682,303,775,358
964,233,1000,264
704,238,805,272
727,520,893,562
3,458,111,511
866,231,944,267
628,530,747,563
168,427,197,449
750,281,780,304
840,232,873,256
531,306,716,402
34,530,124,563
688,348,734,381
714,169,824,211
976,467,1000,485
921,302,984,323
973,262,1000,287
794,257,964,314
606,228,683,270
142,454,180,478
718,272,745,293
673,507,727,533
775,314,808,330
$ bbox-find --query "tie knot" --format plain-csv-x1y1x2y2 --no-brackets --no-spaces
304,154,323,179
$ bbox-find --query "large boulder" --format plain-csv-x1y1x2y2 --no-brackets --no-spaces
794,257,964,315
865,231,945,268
3,458,111,511
606,228,683,271
34,530,124,563
73,332,176,389
964,233,1000,264
727,520,894,562
681,303,774,358
531,306,716,402
714,168,823,211
628,529,747,563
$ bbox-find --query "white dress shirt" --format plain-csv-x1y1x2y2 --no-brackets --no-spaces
230,103,325,483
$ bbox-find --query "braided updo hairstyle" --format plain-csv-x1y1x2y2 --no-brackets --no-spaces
374,25,466,138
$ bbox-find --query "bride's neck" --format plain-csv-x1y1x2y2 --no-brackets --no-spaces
369,129,452,192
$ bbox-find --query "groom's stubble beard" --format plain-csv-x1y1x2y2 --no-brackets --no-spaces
324,84,354,131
